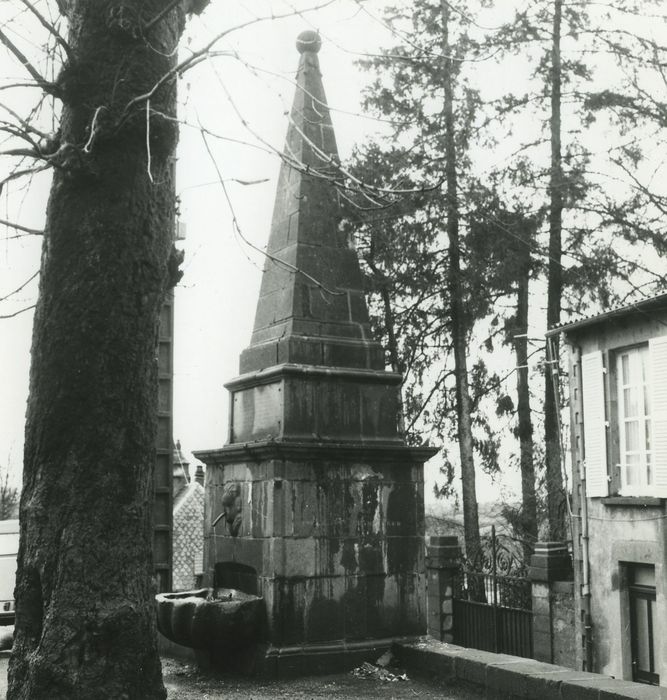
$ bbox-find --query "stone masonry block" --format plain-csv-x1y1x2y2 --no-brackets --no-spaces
427,591,442,612
391,640,455,681
486,660,559,699
269,537,318,577
429,536,459,547
427,608,442,637
393,639,662,700
532,596,551,616
289,480,319,538
533,614,552,634
223,463,254,482
553,580,575,595
532,582,551,599
599,683,667,700
523,670,594,700
454,650,514,686
533,629,553,656
323,339,382,370
278,337,324,366
560,675,619,700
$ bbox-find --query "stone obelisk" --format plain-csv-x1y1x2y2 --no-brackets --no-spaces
195,30,437,676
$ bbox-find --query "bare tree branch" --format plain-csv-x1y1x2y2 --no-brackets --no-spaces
0,271,39,302
0,27,57,93
0,163,51,194
120,1,337,120
17,0,72,58
0,304,36,319
0,218,43,237
1,147,40,157
0,102,49,140
200,124,344,298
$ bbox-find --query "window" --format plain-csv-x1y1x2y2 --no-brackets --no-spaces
628,565,659,685
616,346,652,494
580,336,667,498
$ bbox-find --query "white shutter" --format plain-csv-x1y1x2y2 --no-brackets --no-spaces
581,351,608,497
649,336,667,497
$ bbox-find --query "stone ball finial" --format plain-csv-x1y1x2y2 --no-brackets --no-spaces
296,30,321,54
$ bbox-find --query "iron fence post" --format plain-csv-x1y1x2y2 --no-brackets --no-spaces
492,525,500,653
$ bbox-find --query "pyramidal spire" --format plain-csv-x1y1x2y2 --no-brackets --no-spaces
240,31,384,373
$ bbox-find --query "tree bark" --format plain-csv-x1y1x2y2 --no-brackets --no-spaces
8,2,190,697
544,0,567,541
441,0,481,561
365,251,402,374
514,232,537,558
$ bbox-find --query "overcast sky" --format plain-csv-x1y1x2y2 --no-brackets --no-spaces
3,1,475,496
2,0,614,507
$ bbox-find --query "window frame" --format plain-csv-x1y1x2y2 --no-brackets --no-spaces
612,344,652,496
628,565,659,685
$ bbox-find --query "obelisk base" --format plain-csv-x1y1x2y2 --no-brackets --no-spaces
195,441,436,676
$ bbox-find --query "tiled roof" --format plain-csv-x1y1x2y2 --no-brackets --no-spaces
546,292,667,337
173,482,205,592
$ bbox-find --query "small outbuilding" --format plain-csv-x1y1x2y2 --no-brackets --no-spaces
172,441,205,592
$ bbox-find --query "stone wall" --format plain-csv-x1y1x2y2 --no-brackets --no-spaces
530,580,577,668
425,536,459,643
552,581,576,669
394,638,663,700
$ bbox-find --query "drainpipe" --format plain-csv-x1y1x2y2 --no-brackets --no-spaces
553,336,593,671
575,344,593,671
580,456,593,670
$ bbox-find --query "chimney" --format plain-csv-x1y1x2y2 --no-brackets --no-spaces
194,463,204,486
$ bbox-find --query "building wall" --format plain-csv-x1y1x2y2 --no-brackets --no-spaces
585,498,666,681
565,306,667,685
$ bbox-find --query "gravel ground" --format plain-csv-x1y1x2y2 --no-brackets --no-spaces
0,655,483,698
162,658,483,700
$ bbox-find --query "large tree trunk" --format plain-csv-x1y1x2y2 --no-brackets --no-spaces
441,0,481,561
8,2,189,697
544,0,567,541
514,232,537,558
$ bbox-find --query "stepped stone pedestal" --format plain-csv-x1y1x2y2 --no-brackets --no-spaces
194,31,437,676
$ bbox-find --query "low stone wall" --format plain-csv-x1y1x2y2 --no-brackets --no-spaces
393,638,664,699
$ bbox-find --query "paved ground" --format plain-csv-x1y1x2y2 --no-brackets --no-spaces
162,658,483,699
0,655,483,699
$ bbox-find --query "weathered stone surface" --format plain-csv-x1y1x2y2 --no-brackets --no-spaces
529,541,573,582
240,37,384,372
194,32,437,674
393,639,660,700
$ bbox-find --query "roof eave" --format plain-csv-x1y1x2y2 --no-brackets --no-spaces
545,292,667,339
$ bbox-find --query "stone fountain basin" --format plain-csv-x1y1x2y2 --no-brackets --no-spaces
156,588,263,651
